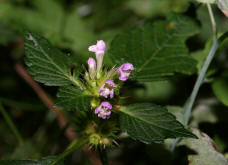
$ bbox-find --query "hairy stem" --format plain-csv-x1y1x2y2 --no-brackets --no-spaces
98,148,109,165
0,103,24,145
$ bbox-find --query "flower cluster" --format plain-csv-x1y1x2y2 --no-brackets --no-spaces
87,40,134,119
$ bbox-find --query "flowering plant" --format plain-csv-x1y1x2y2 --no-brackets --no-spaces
17,7,227,164
23,24,197,163
1,0,228,164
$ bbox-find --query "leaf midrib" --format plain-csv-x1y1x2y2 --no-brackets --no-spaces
137,26,176,73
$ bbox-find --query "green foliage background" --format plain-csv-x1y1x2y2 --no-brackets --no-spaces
0,0,228,165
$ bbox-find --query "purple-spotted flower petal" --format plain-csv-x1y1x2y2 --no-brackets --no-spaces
88,57,96,79
98,80,115,98
118,63,134,81
95,101,112,119
88,40,106,76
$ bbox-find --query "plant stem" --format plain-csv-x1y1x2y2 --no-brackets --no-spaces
0,103,24,145
170,3,218,151
207,3,216,36
183,3,218,125
183,37,218,125
49,138,88,165
98,148,109,165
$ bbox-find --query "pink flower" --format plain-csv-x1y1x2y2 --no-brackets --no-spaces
95,101,112,119
88,40,106,55
88,40,106,77
118,63,134,81
98,80,115,98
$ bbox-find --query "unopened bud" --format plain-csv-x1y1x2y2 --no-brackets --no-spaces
88,58,96,79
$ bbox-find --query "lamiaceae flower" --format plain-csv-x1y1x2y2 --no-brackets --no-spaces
88,40,106,75
118,63,134,81
95,101,112,119
98,80,115,98
88,57,96,79
86,41,134,120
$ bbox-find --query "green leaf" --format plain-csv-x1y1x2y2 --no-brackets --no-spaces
24,31,78,86
108,14,199,82
180,129,228,165
119,103,197,143
55,86,91,111
212,73,228,107
166,106,184,125
0,156,64,165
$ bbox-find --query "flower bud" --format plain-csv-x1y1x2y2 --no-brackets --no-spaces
88,57,96,79
90,98,100,109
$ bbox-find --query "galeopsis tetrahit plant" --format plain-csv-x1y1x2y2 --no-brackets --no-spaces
24,13,200,163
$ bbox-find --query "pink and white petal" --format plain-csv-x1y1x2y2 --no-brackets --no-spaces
88,45,97,52
96,40,106,51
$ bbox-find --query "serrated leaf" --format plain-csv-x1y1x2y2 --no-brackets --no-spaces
119,103,196,143
24,31,78,86
108,14,199,82
0,156,64,165
180,129,228,165
166,106,184,125
55,86,91,111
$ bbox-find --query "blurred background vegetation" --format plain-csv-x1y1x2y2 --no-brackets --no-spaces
0,0,228,164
